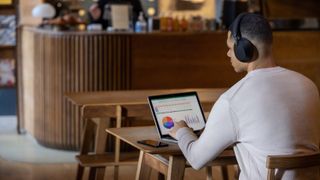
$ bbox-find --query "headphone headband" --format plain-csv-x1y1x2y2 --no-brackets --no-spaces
231,13,249,44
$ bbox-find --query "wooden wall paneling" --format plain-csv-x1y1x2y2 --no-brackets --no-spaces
68,35,73,147
131,33,242,90
65,36,70,148
83,36,88,92
117,35,122,89
55,35,61,146
91,36,95,91
61,36,67,148
112,35,117,90
102,36,106,90
44,34,52,146
100,35,104,87
78,35,84,147
267,0,320,18
126,35,132,89
98,35,103,90
37,33,45,143
107,35,112,90
273,31,320,90
74,35,79,148
93,35,98,90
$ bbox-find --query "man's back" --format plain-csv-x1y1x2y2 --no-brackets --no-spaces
223,66,320,179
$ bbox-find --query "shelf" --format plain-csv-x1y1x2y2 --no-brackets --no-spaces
0,45,15,49
0,86,16,89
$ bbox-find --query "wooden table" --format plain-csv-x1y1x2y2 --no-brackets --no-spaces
65,88,227,180
106,126,237,180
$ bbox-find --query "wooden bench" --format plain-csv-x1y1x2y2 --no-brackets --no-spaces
65,88,227,180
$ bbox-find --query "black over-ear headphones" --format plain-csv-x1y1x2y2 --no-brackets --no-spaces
231,13,256,62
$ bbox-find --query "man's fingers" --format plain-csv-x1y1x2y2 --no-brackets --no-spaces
176,120,188,127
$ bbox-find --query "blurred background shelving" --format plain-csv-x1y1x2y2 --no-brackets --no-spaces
0,0,17,116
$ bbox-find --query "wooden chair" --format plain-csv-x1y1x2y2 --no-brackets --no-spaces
266,152,320,180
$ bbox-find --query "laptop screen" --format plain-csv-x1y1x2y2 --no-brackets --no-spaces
148,92,206,137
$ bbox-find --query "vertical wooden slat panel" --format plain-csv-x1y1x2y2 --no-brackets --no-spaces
108,35,113,90
70,35,75,148
62,36,67,148
55,35,62,145
45,34,52,146
93,36,98,90
98,35,103,90
74,35,79,147
29,31,132,150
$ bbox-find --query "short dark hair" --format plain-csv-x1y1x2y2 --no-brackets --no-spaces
230,13,273,46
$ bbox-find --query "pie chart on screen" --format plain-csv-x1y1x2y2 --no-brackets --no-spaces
162,116,174,129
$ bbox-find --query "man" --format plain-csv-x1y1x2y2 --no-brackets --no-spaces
88,0,143,29
169,13,320,179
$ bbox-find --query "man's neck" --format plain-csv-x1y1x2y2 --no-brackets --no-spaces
247,56,277,72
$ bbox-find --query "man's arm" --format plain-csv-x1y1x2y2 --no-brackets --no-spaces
170,97,238,170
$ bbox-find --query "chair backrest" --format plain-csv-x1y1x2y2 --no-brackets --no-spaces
266,152,320,180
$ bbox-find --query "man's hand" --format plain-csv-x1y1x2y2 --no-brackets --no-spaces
169,120,189,139
89,3,101,20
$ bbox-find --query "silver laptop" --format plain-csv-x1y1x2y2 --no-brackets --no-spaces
148,91,206,143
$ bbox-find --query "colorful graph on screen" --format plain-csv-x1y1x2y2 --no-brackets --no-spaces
184,114,201,124
162,116,174,129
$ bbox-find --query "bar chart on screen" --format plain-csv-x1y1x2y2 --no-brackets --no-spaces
184,114,201,124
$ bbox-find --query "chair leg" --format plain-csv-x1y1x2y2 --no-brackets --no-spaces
205,166,213,180
88,167,97,180
135,151,152,180
167,155,186,180
96,167,106,180
114,166,119,180
221,166,229,180
157,172,165,180
76,164,84,180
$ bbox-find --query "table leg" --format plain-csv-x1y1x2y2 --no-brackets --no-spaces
94,117,111,180
167,155,186,180
114,106,121,180
135,151,152,180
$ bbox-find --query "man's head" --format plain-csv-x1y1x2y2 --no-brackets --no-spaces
227,13,273,73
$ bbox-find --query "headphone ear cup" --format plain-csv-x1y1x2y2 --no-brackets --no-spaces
234,38,255,62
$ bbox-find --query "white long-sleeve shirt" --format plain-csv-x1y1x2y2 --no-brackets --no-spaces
176,66,320,180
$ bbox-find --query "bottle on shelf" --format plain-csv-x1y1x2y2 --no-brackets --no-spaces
159,12,167,32
166,13,173,32
135,11,147,33
173,15,180,32
180,15,188,32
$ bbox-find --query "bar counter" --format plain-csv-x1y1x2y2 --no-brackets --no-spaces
19,27,320,150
